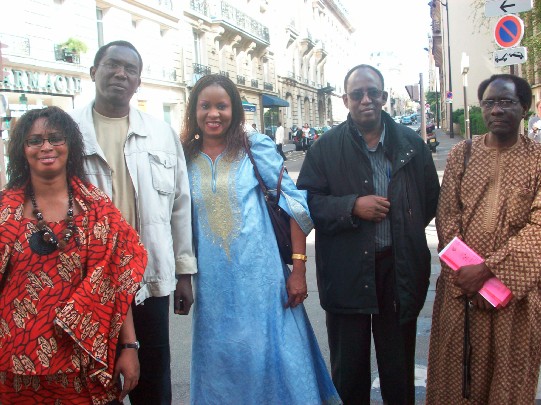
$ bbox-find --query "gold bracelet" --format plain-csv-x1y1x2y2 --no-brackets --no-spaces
291,253,308,262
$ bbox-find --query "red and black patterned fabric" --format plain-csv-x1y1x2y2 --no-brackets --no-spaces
0,177,147,404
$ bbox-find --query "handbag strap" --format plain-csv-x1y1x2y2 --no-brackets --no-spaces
243,136,285,201
463,139,472,172
461,138,473,400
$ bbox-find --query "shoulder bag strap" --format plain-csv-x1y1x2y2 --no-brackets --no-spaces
243,137,285,202
461,137,473,400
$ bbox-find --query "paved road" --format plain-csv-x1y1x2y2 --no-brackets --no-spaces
165,128,541,404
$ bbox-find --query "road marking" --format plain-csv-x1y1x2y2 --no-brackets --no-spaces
371,365,427,389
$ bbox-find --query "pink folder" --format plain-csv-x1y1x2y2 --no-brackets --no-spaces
439,236,513,308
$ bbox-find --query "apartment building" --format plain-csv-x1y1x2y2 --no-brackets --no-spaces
1,0,355,140
430,0,506,133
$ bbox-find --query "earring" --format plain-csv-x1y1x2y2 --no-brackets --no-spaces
194,134,200,140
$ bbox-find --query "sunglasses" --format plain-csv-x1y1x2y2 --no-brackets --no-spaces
346,89,384,101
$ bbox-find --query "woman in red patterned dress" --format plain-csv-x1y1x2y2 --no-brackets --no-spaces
0,106,147,404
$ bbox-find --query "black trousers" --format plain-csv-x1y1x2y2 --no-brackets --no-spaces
128,295,172,405
276,143,287,160
326,254,417,405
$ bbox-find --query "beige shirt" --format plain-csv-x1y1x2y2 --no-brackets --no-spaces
92,109,137,227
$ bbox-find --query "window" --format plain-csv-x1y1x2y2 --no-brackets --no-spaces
163,105,171,125
96,8,104,47
193,29,203,64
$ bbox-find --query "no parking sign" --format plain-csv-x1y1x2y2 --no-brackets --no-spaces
494,14,524,48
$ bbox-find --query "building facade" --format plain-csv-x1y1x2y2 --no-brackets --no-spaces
429,0,507,134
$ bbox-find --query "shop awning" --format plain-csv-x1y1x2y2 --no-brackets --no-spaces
262,94,289,108
242,101,257,112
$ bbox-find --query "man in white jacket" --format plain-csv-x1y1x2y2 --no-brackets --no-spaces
70,40,196,405
274,122,287,161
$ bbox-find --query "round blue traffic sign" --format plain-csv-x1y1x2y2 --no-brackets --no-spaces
494,15,524,48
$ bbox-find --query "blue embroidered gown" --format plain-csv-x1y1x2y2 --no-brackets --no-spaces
188,133,341,405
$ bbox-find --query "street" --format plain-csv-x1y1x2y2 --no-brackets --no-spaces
168,127,541,404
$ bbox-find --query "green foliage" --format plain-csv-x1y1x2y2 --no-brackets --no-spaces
425,91,438,115
452,106,488,135
60,38,88,54
521,3,541,64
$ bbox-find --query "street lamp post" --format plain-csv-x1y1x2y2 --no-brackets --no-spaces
435,67,441,129
431,0,454,137
461,52,470,140
442,0,454,137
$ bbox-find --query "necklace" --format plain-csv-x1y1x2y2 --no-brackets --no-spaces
27,185,77,255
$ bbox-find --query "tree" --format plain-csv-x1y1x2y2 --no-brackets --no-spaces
425,91,438,115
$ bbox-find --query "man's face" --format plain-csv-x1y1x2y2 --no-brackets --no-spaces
90,45,141,110
536,102,541,116
342,68,388,132
481,79,525,139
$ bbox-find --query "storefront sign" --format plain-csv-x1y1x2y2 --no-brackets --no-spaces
1,68,81,94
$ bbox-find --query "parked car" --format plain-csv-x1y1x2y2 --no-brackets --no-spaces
400,115,412,125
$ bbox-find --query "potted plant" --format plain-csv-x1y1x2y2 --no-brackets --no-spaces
58,38,88,63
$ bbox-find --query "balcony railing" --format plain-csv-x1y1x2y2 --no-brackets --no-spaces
217,2,269,43
189,1,269,43
251,79,258,88
156,0,173,10
263,82,273,91
237,75,245,85
190,0,209,16
54,45,80,64
193,63,212,75
219,70,229,77
0,33,30,57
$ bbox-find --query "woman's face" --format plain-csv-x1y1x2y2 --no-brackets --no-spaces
24,117,69,181
196,84,233,141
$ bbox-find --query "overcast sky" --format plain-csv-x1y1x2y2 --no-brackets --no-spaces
341,0,432,88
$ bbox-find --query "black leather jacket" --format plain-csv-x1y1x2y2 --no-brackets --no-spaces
297,111,440,323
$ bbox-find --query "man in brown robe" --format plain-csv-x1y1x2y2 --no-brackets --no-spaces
427,74,541,404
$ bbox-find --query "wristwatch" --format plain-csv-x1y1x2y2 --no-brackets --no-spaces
120,341,140,350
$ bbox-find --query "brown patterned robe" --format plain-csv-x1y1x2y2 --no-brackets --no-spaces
426,134,541,404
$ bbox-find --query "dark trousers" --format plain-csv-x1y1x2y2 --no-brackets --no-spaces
301,137,308,152
326,254,417,405
128,295,172,405
276,143,287,160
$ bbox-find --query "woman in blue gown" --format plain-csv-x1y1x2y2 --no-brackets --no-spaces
181,74,341,405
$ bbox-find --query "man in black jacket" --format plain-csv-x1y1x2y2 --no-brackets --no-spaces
297,64,440,405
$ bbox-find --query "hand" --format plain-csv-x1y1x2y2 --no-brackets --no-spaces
112,348,139,401
468,292,493,311
454,262,493,295
352,195,390,222
285,263,308,308
174,274,194,315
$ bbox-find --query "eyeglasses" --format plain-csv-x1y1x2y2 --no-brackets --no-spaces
25,134,67,148
346,89,384,101
99,61,139,77
479,99,519,110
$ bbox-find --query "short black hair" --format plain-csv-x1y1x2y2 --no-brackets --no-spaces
477,74,532,111
6,106,87,189
344,64,385,92
93,40,143,73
